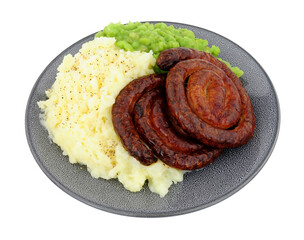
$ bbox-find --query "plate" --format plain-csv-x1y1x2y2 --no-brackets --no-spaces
25,22,280,217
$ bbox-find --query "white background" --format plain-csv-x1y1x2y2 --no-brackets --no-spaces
1,0,303,239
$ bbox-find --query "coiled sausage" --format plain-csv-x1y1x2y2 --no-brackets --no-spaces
157,48,255,148
112,47,255,168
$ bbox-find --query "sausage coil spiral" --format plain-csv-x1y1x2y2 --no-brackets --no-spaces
112,47,255,169
157,48,255,148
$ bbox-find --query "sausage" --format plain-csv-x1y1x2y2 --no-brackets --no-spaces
133,88,222,170
156,48,255,148
166,59,255,148
113,47,255,168
112,74,166,165
156,47,216,71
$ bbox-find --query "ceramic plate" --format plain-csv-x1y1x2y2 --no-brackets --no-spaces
25,22,280,217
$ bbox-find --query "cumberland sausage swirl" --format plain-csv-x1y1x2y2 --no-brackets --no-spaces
157,48,255,148
112,47,255,169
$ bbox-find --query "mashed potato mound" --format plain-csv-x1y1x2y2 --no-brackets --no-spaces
38,37,183,197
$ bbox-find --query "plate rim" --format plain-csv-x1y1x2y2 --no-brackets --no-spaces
25,21,281,217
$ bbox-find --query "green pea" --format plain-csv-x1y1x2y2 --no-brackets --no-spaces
95,22,244,77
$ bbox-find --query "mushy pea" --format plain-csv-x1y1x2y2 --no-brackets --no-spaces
95,22,244,77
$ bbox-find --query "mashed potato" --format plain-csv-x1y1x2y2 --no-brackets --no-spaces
38,37,183,197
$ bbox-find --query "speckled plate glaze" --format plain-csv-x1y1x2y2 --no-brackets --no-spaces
25,22,280,217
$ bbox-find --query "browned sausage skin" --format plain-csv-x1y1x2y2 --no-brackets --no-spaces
133,89,222,170
156,47,214,71
157,48,255,148
112,74,165,165
156,47,206,71
112,47,255,169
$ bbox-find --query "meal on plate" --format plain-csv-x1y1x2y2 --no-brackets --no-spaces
38,22,255,197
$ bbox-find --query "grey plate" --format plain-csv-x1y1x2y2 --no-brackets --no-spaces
25,22,280,217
